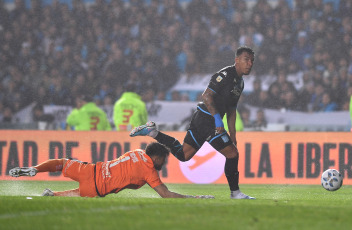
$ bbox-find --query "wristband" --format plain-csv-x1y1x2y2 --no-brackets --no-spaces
213,113,224,128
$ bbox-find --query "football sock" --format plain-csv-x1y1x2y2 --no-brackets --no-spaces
155,132,186,161
34,159,64,172
225,157,239,191
148,129,159,138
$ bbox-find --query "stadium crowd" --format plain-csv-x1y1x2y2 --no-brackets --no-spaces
0,0,352,123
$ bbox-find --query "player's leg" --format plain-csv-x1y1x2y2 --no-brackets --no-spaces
42,188,80,197
130,121,198,161
211,134,255,199
35,158,67,172
222,145,255,199
54,188,80,197
9,158,67,177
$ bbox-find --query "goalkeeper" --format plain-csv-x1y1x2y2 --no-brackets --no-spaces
9,142,213,199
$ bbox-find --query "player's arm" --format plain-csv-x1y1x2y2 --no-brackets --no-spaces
227,107,237,146
52,188,80,197
153,184,214,199
202,88,224,134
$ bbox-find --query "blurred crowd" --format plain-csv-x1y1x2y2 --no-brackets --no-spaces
1,0,352,123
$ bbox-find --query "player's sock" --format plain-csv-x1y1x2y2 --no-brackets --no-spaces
225,157,239,191
34,159,64,172
155,132,186,161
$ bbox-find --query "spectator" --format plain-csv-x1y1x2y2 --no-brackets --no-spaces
0,0,351,124
157,54,179,92
246,78,262,106
267,84,283,109
281,90,301,111
252,109,267,131
239,107,252,129
317,92,338,112
271,29,291,60
2,106,13,123
297,82,315,112
310,84,326,112
257,91,271,109
32,104,54,123
32,103,55,130
290,31,313,70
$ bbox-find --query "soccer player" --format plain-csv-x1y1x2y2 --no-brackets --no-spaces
9,142,213,199
130,46,255,199
66,94,112,131
113,84,148,131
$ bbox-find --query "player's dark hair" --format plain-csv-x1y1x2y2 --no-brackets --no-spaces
236,46,255,57
145,142,170,158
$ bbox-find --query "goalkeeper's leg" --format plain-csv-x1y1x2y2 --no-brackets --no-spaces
9,159,66,177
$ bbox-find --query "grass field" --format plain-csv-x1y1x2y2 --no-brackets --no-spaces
0,181,351,230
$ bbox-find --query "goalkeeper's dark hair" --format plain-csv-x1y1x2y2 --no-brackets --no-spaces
145,142,170,158
236,46,255,57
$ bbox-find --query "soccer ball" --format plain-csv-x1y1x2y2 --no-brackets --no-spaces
321,169,343,191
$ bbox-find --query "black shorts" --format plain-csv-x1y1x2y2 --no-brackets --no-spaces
183,108,233,151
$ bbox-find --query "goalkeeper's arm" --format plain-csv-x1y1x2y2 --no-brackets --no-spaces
153,184,214,199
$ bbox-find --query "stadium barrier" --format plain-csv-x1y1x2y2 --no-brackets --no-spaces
0,131,351,185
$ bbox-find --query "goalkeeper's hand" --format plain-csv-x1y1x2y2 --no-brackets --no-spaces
195,195,215,199
185,195,215,199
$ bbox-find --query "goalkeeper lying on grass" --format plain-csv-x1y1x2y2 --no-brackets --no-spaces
9,142,213,199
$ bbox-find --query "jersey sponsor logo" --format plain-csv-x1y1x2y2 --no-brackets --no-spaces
216,76,223,82
221,135,229,143
179,142,226,183
231,79,243,96
231,87,242,96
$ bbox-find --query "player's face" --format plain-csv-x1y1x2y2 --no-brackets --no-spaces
154,156,166,171
235,52,255,76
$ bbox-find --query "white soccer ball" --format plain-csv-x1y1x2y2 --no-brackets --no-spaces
321,169,343,191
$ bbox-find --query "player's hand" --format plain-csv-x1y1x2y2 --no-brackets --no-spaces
196,195,215,199
215,127,225,134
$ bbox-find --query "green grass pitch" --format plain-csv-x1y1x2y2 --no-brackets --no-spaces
0,181,351,230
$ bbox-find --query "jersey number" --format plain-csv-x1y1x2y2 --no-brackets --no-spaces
109,150,147,168
90,116,100,130
122,109,133,123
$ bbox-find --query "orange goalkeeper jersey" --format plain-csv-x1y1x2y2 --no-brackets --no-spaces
95,149,163,197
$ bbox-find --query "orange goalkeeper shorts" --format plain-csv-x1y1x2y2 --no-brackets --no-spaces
62,159,98,197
